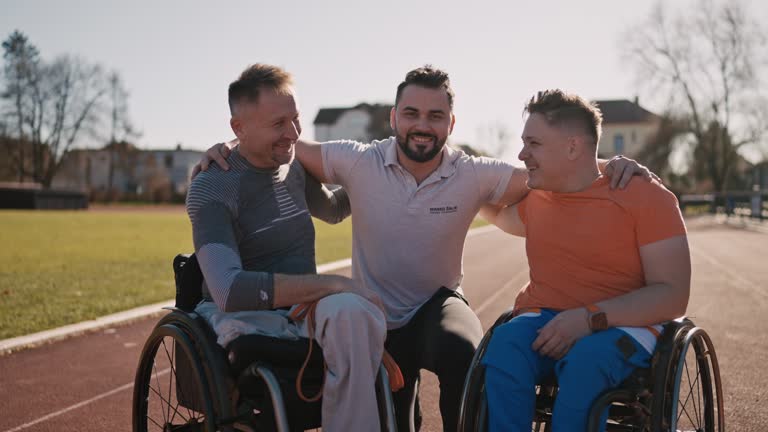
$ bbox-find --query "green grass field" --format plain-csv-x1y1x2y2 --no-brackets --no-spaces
0,208,488,339
0,208,355,339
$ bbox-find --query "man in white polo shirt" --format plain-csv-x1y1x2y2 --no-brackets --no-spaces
198,65,651,432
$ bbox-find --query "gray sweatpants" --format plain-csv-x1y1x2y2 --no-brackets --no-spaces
297,292,387,431
196,293,386,431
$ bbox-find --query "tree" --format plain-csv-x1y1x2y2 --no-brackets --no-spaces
624,0,768,191
1,30,40,182
1,31,112,188
635,114,689,176
36,55,107,187
106,71,140,198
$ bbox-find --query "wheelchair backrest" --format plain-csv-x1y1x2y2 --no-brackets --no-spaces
172,254,204,312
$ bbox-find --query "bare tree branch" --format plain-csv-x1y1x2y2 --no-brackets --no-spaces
623,0,767,191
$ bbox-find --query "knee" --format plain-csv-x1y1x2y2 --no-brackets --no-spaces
317,293,386,340
485,323,534,358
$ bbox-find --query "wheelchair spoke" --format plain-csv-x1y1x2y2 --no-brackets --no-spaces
682,354,702,425
163,339,176,425
162,338,198,422
676,344,708,430
695,349,703,427
152,360,168,426
168,400,181,426
148,381,191,423
147,413,164,430
147,347,195,429
169,341,196,423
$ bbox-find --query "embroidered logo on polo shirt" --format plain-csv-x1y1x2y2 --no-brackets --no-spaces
429,205,458,214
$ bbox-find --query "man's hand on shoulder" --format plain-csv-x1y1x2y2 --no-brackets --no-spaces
603,155,661,190
191,139,238,179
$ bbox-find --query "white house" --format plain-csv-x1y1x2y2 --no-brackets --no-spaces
314,103,393,142
594,99,661,158
52,143,203,200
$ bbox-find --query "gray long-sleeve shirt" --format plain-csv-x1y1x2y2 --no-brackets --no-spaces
186,148,350,313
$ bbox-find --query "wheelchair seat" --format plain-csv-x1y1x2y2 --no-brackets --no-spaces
227,333,325,378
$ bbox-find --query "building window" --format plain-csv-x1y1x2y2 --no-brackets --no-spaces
613,134,625,155
164,154,173,168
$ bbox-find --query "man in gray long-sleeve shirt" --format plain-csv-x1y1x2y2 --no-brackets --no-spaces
186,64,386,432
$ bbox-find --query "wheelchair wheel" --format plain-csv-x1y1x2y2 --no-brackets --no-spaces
458,310,516,432
655,326,724,432
133,323,217,432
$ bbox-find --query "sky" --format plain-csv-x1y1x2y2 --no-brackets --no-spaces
2,0,767,162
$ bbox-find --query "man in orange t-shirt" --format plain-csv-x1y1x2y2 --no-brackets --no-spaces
480,89,690,432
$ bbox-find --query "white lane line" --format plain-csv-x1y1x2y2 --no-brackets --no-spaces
317,258,352,274
2,383,133,432
0,300,173,355
3,368,171,432
467,224,499,237
473,269,528,317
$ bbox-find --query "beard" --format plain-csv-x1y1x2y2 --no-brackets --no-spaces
396,131,446,163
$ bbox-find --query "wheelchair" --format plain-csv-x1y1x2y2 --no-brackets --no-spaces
132,254,397,432
457,310,724,432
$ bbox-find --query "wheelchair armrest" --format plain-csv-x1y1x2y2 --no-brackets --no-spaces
173,253,204,312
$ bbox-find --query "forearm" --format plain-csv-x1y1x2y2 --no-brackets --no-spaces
597,158,608,172
272,273,345,308
596,283,689,327
305,174,351,224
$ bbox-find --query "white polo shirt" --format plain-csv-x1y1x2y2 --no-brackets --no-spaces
321,137,517,329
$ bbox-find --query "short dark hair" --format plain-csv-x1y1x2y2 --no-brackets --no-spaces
524,89,603,145
395,65,455,110
228,64,293,115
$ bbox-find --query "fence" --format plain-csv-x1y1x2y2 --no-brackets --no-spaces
0,187,88,210
680,189,766,220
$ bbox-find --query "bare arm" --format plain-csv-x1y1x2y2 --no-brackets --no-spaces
532,235,691,359
295,139,329,183
272,273,382,312
488,155,657,214
493,167,531,206
597,235,691,326
479,203,526,237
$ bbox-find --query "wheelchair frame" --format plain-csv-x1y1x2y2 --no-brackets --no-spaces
132,254,397,432
457,310,724,432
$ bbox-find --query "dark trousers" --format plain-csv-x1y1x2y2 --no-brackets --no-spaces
385,287,483,432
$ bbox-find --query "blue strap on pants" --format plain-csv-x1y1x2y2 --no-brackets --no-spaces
481,309,652,432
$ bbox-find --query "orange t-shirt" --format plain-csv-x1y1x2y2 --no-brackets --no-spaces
514,176,687,311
